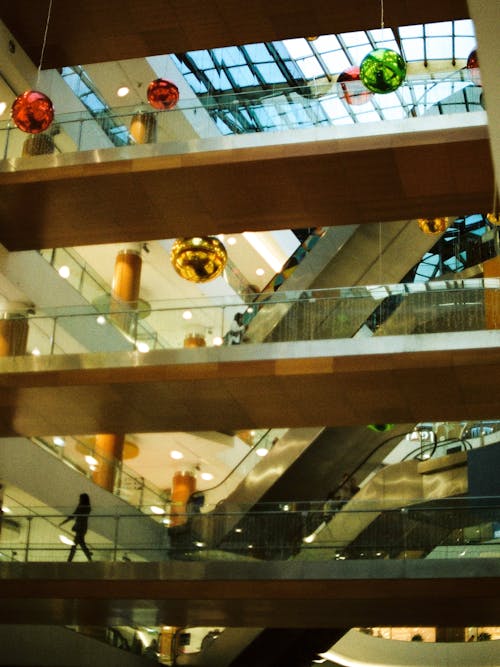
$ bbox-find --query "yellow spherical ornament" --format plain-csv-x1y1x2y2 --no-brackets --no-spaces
486,212,500,226
170,237,227,282
417,217,450,235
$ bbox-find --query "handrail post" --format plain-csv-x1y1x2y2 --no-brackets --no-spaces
25,516,33,562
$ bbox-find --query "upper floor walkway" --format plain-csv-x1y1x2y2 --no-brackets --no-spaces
0,279,497,435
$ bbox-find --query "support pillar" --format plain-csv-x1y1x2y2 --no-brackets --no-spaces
483,255,500,329
0,304,30,357
94,246,142,492
170,471,196,527
92,433,125,492
110,247,143,334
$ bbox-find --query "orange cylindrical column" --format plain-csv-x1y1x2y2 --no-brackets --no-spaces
130,111,157,144
92,433,125,492
110,248,143,334
483,255,500,329
170,471,196,527
0,304,30,357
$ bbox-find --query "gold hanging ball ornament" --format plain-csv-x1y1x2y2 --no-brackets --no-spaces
170,237,227,283
417,217,450,235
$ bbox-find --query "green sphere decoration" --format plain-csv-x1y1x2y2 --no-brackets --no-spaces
367,424,395,433
359,48,406,94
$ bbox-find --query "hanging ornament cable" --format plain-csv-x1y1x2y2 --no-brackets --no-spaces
36,0,53,88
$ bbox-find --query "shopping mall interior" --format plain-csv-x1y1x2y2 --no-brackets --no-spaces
0,1,499,666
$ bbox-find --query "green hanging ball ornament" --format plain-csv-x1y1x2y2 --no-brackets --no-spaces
367,424,395,433
359,48,406,94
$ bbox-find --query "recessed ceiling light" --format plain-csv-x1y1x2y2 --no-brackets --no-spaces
170,450,183,460
96,315,106,325
117,86,130,97
85,455,98,467
136,341,150,353
213,336,223,346
31,347,41,356
256,447,268,457
53,436,65,447
2,506,11,514
0,102,6,115
58,265,71,279
227,236,237,245
59,534,75,546
256,268,265,276
200,472,213,481
182,310,192,320
150,505,165,515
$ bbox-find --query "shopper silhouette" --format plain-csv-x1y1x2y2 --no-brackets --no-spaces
227,312,246,344
60,493,92,561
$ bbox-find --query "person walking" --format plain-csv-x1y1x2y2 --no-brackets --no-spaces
227,312,246,344
60,493,92,561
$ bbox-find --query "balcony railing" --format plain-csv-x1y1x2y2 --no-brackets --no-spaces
1,497,499,563
2,279,498,358
0,73,484,165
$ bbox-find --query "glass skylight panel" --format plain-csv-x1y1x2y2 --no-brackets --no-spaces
401,38,425,62
356,110,382,123
184,72,207,94
244,43,273,62
341,30,369,47
347,44,375,65
425,21,453,37
425,36,453,60
218,46,246,66
255,62,287,83
455,36,478,59
296,56,325,79
189,50,216,70
320,50,351,74
455,19,475,35
282,38,313,59
400,24,424,38
204,69,232,90
229,65,259,87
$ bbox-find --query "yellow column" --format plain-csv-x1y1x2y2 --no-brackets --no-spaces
483,255,500,329
170,471,196,527
94,247,142,492
0,304,30,357
92,433,125,492
110,247,142,334
130,111,157,144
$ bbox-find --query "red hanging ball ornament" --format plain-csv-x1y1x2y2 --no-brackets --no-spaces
337,66,372,106
466,49,481,87
146,78,179,110
11,90,54,134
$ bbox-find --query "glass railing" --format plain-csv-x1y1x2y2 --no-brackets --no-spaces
1,497,499,563
0,73,483,164
31,435,168,511
4,279,498,358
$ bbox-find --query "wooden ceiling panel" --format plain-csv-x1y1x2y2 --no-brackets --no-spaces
0,339,497,436
1,1,469,69
0,135,492,251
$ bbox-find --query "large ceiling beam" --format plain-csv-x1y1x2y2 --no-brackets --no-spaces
0,333,497,436
1,1,469,69
0,120,491,251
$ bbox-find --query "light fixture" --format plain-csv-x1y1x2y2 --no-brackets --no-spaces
303,534,315,543
256,447,268,457
200,472,214,481
2,506,11,514
213,336,223,346
227,236,237,246
150,505,165,515
31,347,41,356
256,268,265,276
417,217,450,235
84,454,99,467
58,265,71,279
53,436,65,447
117,86,130,97
59,534,75,546
96,315,106,325
170,450,183,460
136,341,150,353
182,310,193,320
0,102,6,115
171,237,227,283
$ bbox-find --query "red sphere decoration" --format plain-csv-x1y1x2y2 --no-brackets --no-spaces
337,67,372,106
146,78,179,110
11,90,54,134
466,49,481,87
